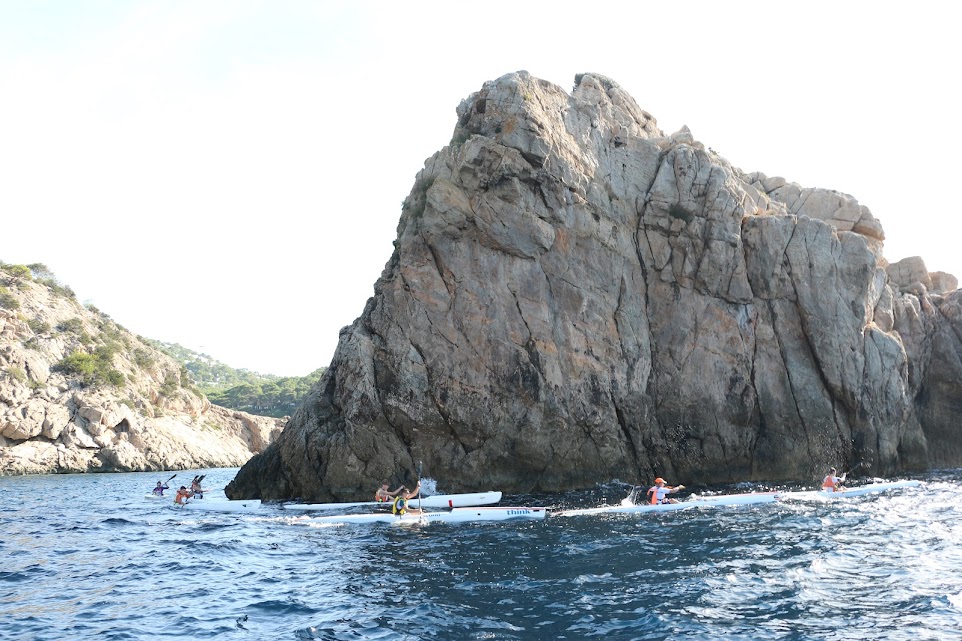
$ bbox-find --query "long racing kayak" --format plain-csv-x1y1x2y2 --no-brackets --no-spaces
555,491,779,517
776,479,921,501
296,506,545,525
283,491,502,511
173,498,263,513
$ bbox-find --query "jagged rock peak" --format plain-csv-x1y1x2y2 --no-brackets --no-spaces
887,256,959,296
227,72,962,502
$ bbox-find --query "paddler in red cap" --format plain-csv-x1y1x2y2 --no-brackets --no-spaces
647,477,686,505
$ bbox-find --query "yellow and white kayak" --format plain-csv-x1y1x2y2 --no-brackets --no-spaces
296,506,546,525
283,491,503,512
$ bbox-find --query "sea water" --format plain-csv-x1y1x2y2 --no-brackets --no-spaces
1,468,961,641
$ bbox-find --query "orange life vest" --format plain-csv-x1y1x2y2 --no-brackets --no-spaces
648,486,665,505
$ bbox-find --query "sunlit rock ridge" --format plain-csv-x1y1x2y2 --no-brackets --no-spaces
227,71,961,501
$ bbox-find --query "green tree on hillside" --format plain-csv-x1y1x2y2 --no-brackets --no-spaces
148,339,325,417
206,369,324,417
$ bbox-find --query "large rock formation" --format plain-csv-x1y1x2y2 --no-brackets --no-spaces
0,267,284,474
226,71,962,501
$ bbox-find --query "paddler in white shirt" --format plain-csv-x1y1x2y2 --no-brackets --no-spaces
647,477,685,505
821,467,846,492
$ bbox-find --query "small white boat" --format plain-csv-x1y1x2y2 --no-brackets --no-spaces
777,479,921,501
173,498,263,513
283,491,502,511
556,492,779,517
296,506,546,525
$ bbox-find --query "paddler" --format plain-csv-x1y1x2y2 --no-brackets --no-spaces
646,477,685,505
375,481,406,503
392,481,423,515
174,486,194,505
152,481,169,496
190,475,207,499
821,467,846,492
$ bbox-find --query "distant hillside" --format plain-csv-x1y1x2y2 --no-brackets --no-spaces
0,261,283,475
147,340,325,418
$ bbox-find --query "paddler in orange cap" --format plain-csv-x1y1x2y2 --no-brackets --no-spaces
646,477,686,505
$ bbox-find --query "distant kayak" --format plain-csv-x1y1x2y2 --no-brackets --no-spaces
776,479,921,501
556,491,778,517
555,480,921,517
296,506,546,525
283,491,502,511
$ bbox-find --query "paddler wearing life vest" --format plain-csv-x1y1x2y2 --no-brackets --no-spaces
174,486,194,505
375,481,406,503
190,475,209,499
647,477,685,505
392,481,423,515
821,467,846,492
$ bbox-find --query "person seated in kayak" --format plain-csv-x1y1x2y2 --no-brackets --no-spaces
392,481,423,515
174,486,194,505
152,481,169,496
647,477,685,505
822,467,846,492
190,476,206,499
375,481,406,503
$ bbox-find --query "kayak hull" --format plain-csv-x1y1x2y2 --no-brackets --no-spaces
689,491,782,503
559,481,919,516
173,499,263,513
777,480,921,501
556,492,778,517
298,506,545,525
283,491,503,511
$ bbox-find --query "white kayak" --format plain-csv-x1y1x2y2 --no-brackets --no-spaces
556,491,778,517
297,506,546,525
283,491,502,511
689,491,782,504
173,498,263,513
777,479,921,501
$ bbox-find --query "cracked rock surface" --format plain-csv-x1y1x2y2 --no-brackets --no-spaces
227,72,962,501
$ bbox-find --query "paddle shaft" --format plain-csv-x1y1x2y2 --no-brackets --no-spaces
843,461,866,476
415,461,423,510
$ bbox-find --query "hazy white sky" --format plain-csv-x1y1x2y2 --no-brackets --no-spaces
2,2,959,376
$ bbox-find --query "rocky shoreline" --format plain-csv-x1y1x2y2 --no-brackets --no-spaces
1,265,283,475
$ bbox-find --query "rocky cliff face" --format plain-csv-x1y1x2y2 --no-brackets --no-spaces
0,266,284,474
226,71,962,502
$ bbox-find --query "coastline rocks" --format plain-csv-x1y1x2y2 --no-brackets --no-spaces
227,71,961,502
0,277,284,475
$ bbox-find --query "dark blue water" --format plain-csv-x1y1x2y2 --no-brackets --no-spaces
1,469,961,641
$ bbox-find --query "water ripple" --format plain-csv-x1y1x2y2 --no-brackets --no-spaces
1,470,960,640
